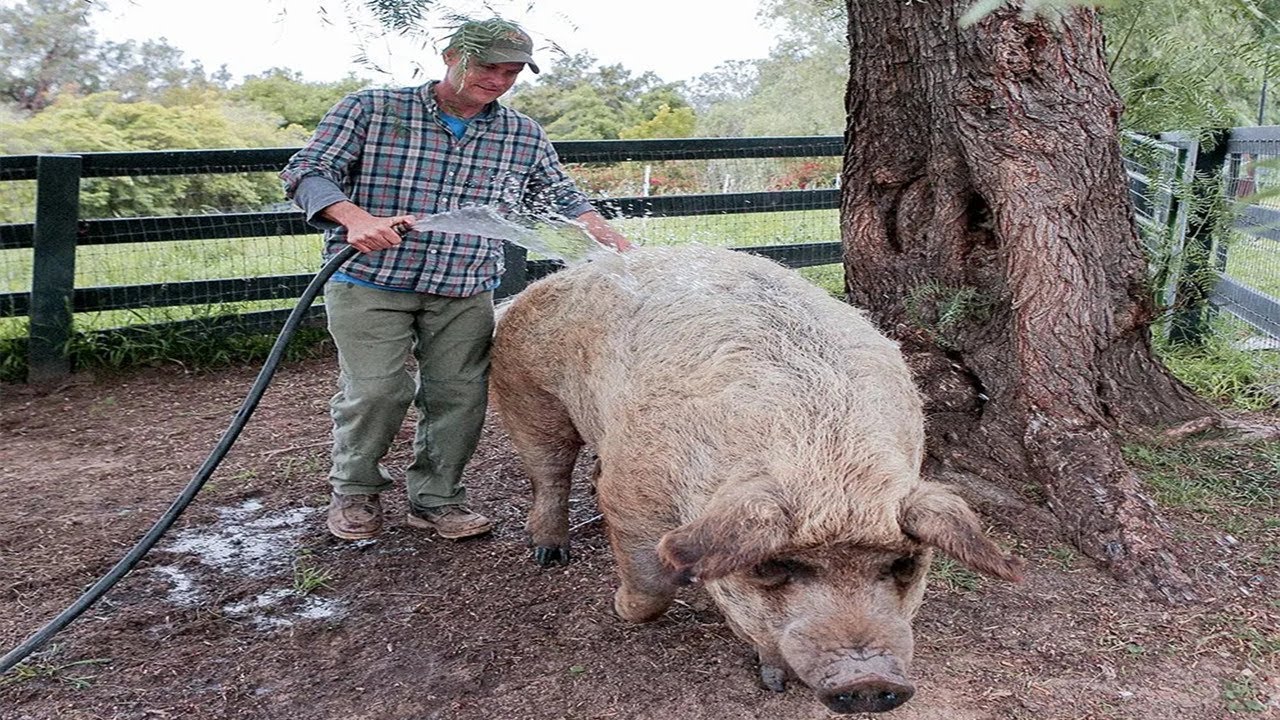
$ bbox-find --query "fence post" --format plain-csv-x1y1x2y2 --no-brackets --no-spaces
26,155,81,382
495,241,528,299
1158,141,1191,309
1168,130,1229,346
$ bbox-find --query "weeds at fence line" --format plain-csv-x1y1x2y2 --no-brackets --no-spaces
1155,317,1280,411
0,321,332,384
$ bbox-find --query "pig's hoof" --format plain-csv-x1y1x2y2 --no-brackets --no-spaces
533,545,571,567
759,664,787,693
613,587,671,623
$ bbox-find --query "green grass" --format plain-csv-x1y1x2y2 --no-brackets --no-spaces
12,204,1276,410
0,213,837,296
928,556,983,593
1155,317,1280,411
0,230,335,381
798,264,845,297
277,453,327,484
1221,233,1280,299
293,557,333,596
1123,440,1280,514
1222,672,1269,714
1045,544,1078,571
0,212,845,379
618,208,839,248
1,234,324,294
1205,612,1280,713
0,654,112,690
0,314,331,383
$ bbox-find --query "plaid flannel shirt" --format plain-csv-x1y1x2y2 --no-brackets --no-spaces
280,81,594,297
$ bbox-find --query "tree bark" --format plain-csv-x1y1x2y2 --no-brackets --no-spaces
841,1,1211,603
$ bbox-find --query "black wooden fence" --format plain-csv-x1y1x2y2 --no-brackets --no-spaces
8,130,1275,384
1124,127,1280,345
0,137,845,382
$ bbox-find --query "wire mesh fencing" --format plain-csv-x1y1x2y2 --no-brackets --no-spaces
1124,129,1280,350
1221,129,1280,347
14,129,1275,383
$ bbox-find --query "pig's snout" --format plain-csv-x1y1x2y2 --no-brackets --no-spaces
820,677,915,714
779,621,917,713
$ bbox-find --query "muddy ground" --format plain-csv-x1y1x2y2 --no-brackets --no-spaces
1,350,1277,720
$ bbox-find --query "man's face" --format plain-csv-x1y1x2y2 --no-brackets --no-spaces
444,53,525,106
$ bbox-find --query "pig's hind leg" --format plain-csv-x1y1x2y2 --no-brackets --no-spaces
501,392,583,567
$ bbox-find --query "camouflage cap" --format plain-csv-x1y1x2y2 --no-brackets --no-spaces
446,19,541,74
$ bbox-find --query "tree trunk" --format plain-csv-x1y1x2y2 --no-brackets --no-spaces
841,1,1212,603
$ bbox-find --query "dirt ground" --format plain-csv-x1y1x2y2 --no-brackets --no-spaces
1,350,1278,720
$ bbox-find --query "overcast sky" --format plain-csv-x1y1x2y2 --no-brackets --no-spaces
83,0,778,86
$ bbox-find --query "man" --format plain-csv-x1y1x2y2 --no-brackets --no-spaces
280,18,631,542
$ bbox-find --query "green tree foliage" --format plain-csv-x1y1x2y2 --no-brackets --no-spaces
0,92,309,219
0,0,217,112
684,60,760,113
1103,0,1280,131
343,0,1280,137
682,0,1280,137
0,0,362,221
619,103,697,139
951,0,1280,131
690,0,847,137
230,69,368,129
96,38,228,104
0,0,103,111
507,52,694,140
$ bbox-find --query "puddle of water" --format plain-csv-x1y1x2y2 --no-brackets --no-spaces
163,504,315,577
221,588,344,631
155,502,346,629
150,565,203,607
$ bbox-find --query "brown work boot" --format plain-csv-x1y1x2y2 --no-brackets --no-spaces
406,505,494,539
326,492,383,540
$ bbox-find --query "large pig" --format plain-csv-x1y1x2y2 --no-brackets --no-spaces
490,245,1022,714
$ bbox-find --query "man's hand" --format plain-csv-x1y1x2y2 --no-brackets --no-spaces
344,214,417,253
320,201,416,253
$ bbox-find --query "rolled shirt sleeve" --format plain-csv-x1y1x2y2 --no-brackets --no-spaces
292,175,348,231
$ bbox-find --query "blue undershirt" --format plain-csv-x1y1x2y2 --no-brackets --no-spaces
438,111,470,139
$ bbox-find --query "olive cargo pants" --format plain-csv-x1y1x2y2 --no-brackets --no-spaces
323,280,494,510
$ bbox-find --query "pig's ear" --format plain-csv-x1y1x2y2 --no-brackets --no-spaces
899,483,1024,582
657,488,791,583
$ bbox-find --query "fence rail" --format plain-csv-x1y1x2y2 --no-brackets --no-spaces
4,128,1278,383
0,137,845,382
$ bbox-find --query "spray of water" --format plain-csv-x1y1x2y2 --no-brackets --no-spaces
410,205,612,266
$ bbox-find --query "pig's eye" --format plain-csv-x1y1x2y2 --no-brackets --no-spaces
884,555,920,582
749,560,803,588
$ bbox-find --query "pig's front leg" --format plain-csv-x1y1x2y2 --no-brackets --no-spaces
608,531,681,622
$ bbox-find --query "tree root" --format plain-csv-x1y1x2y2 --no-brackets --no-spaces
1030,423,1201,605
1163,415,1280,443
928,466,1060,543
